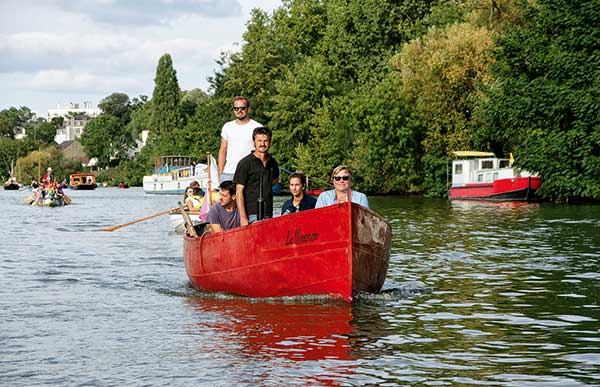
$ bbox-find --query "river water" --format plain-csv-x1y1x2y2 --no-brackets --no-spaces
1,188,599,386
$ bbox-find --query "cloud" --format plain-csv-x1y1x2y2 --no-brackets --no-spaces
0,0,283,113
25,69,143,93
53,0,243,26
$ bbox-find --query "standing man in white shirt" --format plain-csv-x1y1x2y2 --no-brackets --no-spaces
218,96,263,183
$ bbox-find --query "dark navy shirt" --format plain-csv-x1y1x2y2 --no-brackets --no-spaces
281,194,317,215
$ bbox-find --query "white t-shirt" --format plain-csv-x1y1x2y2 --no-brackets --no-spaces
221,119,262,174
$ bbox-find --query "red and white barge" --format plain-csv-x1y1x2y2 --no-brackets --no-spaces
448,151,541,201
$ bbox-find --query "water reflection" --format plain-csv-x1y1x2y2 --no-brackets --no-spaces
184,297,357,386
367,196,600,386
185,297,354,361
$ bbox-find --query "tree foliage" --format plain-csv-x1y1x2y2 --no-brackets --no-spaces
98,92,132,124
0,137,36,180
149,54,181,155
80,114,130,168
16,147,81,185
0,107,34,138
393,21,496,194
26,120,60,144
475,0,600,201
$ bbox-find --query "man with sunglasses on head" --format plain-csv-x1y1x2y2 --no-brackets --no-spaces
218,96,263,183
315,165,369,208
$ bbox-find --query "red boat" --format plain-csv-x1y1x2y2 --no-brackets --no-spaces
183,201,391,302
448,151,541,201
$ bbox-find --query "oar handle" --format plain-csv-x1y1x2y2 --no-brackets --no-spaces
179,202,198,237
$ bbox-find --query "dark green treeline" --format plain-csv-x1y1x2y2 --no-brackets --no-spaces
173,0,599,202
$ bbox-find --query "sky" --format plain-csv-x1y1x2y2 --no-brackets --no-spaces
0,0,282,116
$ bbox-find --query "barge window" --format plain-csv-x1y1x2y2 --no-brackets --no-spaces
454,164,463,174
481,160,493,169
499,160,510,168
477,174,484,182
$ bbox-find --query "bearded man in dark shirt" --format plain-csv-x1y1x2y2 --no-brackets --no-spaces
233,126,279,226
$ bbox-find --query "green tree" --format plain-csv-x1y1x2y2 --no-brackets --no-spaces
475,0,600,202
28,121,58,144
0,106,34,138
98,92,131,124
0,138,36,180
179,96,229,160
351,75,424,193
148,53,181,155
16,147,81,185
393,22,496,195
179,88,209,127
80,114,130,168
269,56,344,167
127,95,150,139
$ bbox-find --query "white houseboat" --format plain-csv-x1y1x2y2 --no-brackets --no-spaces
143,155,218,195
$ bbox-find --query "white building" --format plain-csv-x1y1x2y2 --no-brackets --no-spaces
50,101,101,144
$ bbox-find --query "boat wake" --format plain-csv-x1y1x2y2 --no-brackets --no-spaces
157,279,432,305
354,280,432,302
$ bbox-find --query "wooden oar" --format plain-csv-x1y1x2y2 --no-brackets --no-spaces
179,202,198,237
63,195,72,205
101,207,180,232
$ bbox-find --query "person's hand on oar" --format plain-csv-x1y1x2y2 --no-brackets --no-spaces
101,207,180,232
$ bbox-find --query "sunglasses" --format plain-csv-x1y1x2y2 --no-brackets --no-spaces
233,106,247,111
333,175,350,181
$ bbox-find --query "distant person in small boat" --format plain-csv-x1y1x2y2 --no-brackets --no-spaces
207,180,240,233
42,167,54,183
184,185,204,212
48,183,64,202
281,171,317,215
218,96,263,183
32,182,44,205
234,126,280,226
315,165,369,208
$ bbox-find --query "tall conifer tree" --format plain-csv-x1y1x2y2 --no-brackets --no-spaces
149,54,180,154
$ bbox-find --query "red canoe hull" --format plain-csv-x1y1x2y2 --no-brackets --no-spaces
449,176,541,201
183,202,391,302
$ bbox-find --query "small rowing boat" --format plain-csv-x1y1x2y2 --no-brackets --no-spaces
183,201,391,302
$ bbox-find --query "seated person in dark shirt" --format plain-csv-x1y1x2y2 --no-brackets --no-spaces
207,180,241,233
281,171,317,215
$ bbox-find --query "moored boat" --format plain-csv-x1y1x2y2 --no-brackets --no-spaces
448,151,541,201
3,177,21,190
69,173,97,190
170,191,220,233
143,155,219,195
183,201,391,302
4,161,22,190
